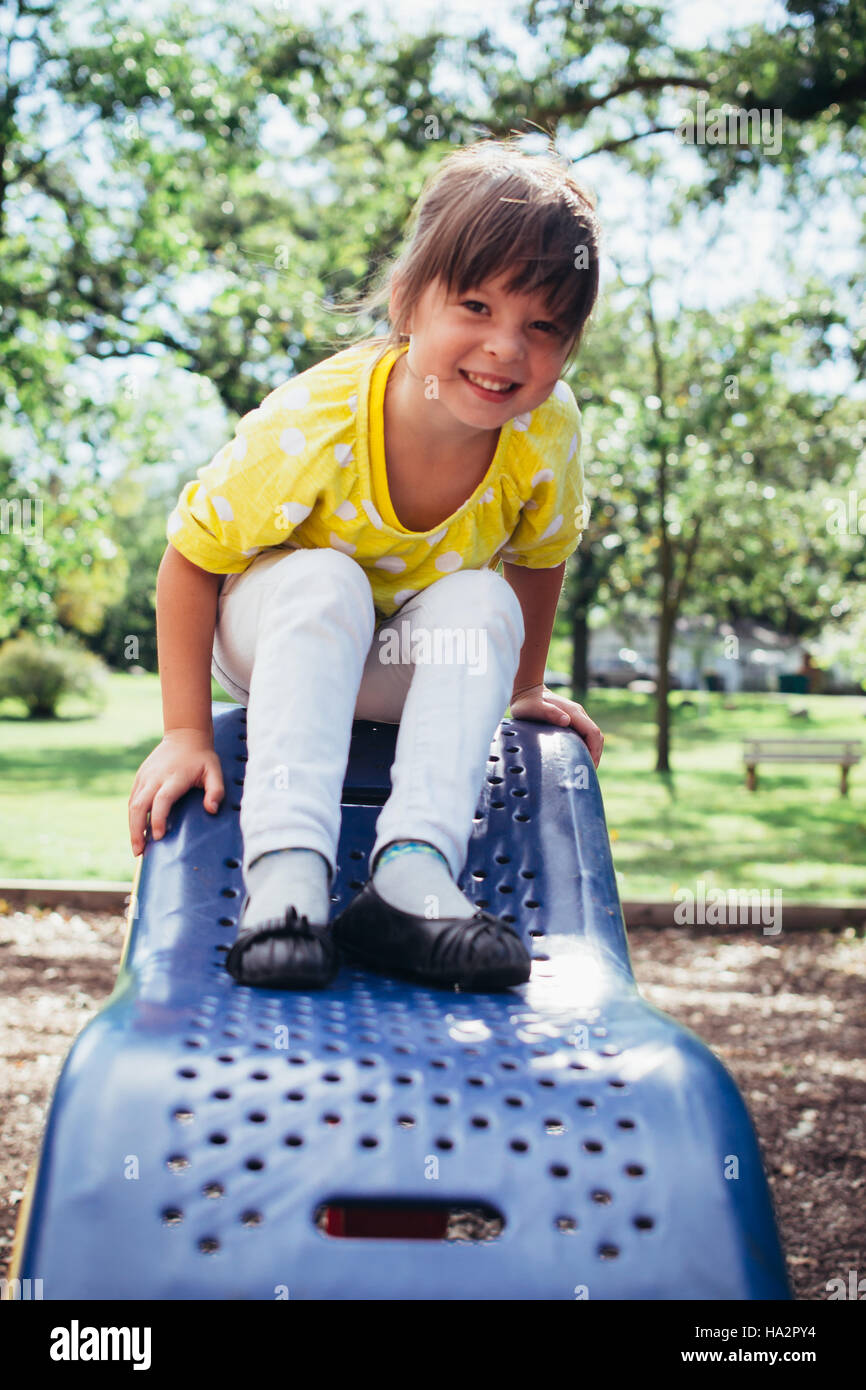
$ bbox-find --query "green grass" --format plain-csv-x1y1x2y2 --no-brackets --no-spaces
0,671,864,903
581,687,866,903
0,674,235,883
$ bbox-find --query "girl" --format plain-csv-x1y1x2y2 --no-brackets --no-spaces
128,137,604,993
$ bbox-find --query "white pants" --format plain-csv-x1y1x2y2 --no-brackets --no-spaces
211,548,526,885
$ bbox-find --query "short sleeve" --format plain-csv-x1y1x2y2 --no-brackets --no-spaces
500,390,588,568
165,410,321,574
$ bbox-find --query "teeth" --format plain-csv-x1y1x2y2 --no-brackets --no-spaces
466,372,513,392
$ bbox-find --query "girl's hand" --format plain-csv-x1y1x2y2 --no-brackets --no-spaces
128,729,225,856
508,683,604,768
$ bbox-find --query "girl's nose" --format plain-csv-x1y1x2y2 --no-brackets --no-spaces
482,328,526,364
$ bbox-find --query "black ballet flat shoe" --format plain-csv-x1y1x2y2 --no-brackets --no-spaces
331,879,532,992
225,903,339,989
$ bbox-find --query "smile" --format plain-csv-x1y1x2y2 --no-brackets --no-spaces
461,370,520,396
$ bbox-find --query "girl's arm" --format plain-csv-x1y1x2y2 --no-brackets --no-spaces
128,545,226,854
156,543,223,737
502,560,567,698
502,560,604,767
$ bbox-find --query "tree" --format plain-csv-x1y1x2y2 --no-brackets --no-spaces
573,262,864,768
2,0,863,701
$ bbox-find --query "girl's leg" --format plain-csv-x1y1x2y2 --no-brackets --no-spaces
213,547,377,986
333,568,531,989
213,547,377,881
367,568,525,885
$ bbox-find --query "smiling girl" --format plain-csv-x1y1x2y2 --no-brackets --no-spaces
128,137,603,992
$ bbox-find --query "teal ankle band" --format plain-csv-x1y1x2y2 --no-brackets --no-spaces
374,840,450,873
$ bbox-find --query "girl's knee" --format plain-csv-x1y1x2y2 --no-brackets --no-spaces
420,568,525,646
265,547,375,620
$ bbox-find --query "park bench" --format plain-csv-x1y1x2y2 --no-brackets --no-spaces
9,704,790,1300
743,737,862,795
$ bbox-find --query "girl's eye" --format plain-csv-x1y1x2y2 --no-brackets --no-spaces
460,301,562,336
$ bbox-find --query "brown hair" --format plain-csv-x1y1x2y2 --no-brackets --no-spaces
327,137,601,368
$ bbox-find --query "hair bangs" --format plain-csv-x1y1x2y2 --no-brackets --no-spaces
434,183,595,338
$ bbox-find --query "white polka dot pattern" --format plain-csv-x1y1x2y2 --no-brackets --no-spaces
279,426,306,456
539,513,564,541
329,533,356,554
279,501,313,526
281,384,310,410
361,499,384,530
434,551,463,573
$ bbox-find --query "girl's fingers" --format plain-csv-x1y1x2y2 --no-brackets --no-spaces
543,697,604,768
584,731,604,767
203,762,225,812
129,773,220,854
129,782,154,854
570,710,604,767
514,689,603,767
149,778,189,840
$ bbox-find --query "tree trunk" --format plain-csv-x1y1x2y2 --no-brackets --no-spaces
571,604,589,703
655,605,675,772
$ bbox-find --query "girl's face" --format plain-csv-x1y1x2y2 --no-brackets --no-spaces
393,270,575,432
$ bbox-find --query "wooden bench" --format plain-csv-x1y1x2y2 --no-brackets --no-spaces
743,738,862,795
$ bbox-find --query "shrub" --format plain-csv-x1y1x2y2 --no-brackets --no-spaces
0,633,109,718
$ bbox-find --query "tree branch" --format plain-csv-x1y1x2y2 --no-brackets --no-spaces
569,124,681,161
528,73,711,124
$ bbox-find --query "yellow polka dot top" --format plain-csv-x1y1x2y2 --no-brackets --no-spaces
166,339,588,622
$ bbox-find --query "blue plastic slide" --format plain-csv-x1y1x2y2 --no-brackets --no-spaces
10,701,791,1299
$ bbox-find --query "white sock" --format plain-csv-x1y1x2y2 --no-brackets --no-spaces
242,848,331,928
371,840,476,920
